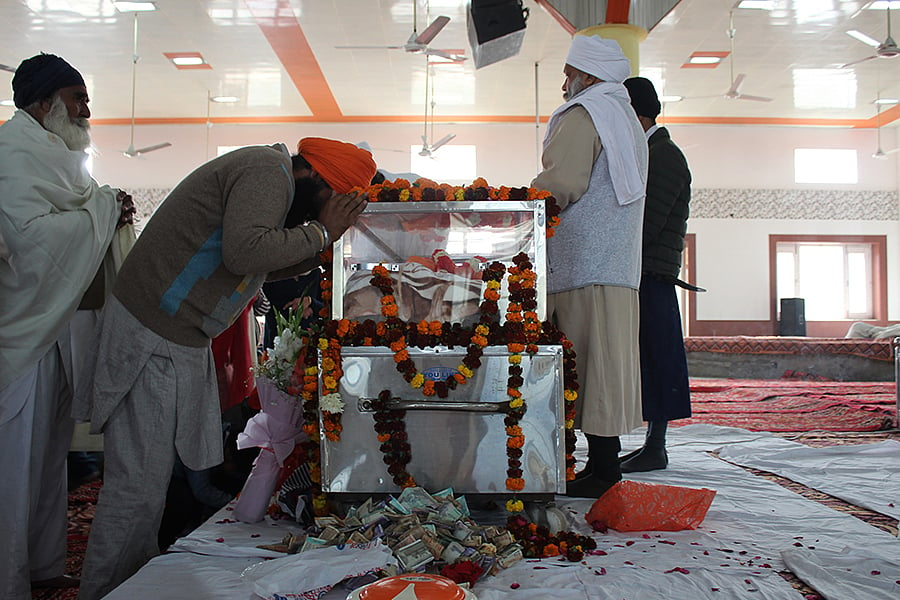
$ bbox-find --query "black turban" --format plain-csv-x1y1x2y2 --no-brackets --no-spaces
12,53,85,109
623,77,661,120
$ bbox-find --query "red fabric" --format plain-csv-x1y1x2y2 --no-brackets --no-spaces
296,137,376,193
211,304,255,413
684,336,894,362
586,480,716,532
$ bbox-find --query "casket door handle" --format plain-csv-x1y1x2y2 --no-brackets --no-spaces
358,397,510,413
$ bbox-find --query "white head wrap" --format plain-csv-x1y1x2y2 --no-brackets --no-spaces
565,35,631,83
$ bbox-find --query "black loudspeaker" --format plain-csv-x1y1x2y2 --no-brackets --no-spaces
779,297,806,336
467,0,529,69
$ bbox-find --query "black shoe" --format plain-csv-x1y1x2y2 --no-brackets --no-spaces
618,447,642,463
619,447,668,473
565,474,618,498
572,459,594,481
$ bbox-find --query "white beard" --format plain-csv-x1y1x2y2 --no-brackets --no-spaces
43,94,92,152
563,76,588,102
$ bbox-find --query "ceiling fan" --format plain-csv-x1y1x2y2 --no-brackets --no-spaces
418,57,455,158
721,11,772,102
842,4,899,68
872,97,900,159
123,13,171,158
0,63,15,73
335,2,466,62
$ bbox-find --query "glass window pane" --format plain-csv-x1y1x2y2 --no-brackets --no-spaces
847,250,870,316
797,245,843,320
776,250,796,305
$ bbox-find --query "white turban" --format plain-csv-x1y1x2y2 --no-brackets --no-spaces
565,35,631,83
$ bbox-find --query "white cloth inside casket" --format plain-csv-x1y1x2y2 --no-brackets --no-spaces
344,263,481,324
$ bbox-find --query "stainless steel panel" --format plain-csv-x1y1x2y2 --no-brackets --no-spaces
320,345,564,495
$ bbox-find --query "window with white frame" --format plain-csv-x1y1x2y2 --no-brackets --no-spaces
775,240,874,320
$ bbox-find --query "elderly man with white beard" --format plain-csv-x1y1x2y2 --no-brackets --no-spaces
0,53,134,599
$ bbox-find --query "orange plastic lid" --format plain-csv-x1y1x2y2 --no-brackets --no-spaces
356,574,467,600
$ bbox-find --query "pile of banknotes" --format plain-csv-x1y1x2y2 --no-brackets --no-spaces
262,487,524,579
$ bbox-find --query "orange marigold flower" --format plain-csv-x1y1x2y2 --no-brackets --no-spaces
380,295,396,306
393,349,409,363
376,322,388,337
390,340,406,352
543,544,560,557
417,321,430,334
471,334,488,348
422,380,436,396
382,305,399,317
507,436,524,449
377,433,391,443
507,343,525,353
337,319,351,336
429,321,443,335
453,373,467,385
484,289,501,302
507,388,522,398
506,477,525,492
505,425,522,436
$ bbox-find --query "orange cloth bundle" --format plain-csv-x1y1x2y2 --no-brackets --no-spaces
297,137,376,193
585,480,716,532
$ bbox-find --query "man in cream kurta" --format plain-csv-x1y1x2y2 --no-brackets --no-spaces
532,36,648,498
0,53,132,599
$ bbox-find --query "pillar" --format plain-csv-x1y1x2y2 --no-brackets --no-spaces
576,23,647,77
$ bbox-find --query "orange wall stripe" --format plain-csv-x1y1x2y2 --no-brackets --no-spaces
244,0,341,119
856,103,900,128
90,114,898,127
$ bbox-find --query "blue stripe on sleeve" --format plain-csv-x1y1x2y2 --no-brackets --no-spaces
159,228,224,315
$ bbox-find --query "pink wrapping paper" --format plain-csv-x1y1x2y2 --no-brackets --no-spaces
232,377,305,523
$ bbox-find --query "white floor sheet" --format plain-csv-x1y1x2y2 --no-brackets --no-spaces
102,424,900,600
715,434,900,521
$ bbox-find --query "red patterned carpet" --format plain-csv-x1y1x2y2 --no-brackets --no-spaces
31,480,98,600
678,378,897,432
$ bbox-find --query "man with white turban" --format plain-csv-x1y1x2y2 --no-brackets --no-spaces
0,53,135,598
532,35,648,498
74,137,374,600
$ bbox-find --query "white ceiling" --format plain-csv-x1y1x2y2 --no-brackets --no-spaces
1,0,899,129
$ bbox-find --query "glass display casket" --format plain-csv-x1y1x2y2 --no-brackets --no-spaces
320,201,566,496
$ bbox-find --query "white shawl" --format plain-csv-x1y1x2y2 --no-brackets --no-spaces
0,109,120,401
544,82,648,206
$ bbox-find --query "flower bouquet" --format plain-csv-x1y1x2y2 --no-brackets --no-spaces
233,309,315,523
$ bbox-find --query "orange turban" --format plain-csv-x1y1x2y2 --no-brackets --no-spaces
296,137,376,193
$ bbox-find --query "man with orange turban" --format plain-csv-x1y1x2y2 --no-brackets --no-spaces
74,137,374,600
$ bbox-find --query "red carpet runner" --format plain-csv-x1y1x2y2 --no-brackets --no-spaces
678,378,897,432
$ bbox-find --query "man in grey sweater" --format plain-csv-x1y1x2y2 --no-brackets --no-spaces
75,138,375,600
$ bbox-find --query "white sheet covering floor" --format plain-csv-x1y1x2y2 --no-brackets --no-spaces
102,424,900,600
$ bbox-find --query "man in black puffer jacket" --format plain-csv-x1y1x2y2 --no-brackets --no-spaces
620,77,693,472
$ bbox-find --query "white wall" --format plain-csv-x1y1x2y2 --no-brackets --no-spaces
87,120,900,323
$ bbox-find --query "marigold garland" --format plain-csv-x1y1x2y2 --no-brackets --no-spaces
506,514,596,562
284,179,578,517
372,389,417,488
350,178,562,239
